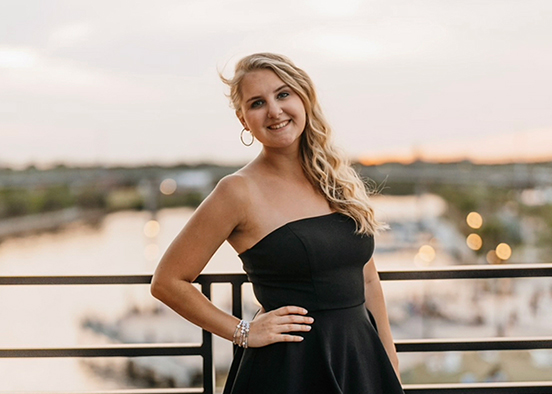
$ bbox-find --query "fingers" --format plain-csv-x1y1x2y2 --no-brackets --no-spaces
247,322,306,347
280,314,314,325
274,305,308,316
282,323,312,333
274,306,314,330
247,305,315,347
279,334,306,342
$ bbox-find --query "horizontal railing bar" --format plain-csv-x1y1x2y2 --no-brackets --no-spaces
3,337,550,359
4,383,552,394
0,343,203,358
7,389,203,394
194,273,249,285
379,263,552,281
0,273,249,285
0,275,152,285
403,381,552,393
1,264,551,285
396,336,552,352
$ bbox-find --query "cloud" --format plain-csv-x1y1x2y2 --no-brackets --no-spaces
0,47,38,68
47,22,93,50
0,51,162,107
305,0,364,18
291,19,449,64
1,0,551,167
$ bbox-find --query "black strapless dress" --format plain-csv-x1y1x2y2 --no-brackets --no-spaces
223,213,404,394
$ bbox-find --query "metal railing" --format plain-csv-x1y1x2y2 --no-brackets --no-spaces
1,264,552,393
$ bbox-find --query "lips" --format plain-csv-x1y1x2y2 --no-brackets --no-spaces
267,120,291,130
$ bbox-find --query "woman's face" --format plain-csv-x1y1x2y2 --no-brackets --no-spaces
237,69,307,151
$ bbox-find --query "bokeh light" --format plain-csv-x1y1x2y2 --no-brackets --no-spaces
466,233,483,251
417,245,436,264
496,243,512,260
486,250,501,264
466,212,483,229
144,220,160,238
160,178,177,195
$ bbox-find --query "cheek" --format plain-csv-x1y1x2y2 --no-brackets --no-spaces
300,116,307,132
298,108,307,127
295,101,307,121
247,112,262,124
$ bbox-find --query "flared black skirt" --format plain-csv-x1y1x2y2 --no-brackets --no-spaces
223,304,404,394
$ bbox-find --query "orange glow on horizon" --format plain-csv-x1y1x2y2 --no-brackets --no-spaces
358,154,416,166
357,153,552,166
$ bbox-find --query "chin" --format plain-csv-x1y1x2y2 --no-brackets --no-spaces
273,136,302,149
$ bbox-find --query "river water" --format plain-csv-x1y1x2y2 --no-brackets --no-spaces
1,196,550,391
0,195,443,392
0,207,246,392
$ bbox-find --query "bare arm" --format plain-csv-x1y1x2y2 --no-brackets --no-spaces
150,175,312,347
364,257,401,381
151,175,244,341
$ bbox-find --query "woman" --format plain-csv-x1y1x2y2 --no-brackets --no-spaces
151,53,404,393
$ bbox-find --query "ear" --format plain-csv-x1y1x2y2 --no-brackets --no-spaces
236,110,248,130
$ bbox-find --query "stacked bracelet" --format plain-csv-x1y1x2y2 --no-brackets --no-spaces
232,320,250,348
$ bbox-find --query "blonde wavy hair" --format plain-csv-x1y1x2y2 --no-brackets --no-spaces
220,53,386,236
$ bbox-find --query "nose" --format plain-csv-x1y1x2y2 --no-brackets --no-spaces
267,99,282,119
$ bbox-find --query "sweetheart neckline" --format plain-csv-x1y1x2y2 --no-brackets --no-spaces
238,212,342,257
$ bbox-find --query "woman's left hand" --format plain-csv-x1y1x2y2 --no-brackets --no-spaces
245,305,314,348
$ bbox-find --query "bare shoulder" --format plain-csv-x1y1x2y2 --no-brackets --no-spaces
212,172,251,204
192,171,253,231
207,172,252,218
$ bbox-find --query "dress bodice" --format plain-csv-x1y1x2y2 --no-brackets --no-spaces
238,212,375,312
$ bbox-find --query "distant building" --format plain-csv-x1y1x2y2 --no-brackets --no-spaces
520,187,552,206
174,170,214,196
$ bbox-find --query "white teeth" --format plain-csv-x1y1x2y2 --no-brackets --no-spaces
268,120,290,130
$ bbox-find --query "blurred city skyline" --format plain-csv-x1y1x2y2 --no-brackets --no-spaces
1,0,552,169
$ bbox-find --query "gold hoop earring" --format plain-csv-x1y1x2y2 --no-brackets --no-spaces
240,128,254,146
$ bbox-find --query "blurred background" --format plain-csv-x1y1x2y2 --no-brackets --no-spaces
1,0,552,392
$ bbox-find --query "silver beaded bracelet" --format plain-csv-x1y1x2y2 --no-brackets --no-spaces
232,320,250,348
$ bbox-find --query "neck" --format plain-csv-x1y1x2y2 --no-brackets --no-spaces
257,143,304,177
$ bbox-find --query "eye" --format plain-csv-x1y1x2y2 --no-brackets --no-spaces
277,91,290,99
251,100,264,109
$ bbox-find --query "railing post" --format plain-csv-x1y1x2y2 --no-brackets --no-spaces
231,279,243,353
231,279,243,320
201,280,215,394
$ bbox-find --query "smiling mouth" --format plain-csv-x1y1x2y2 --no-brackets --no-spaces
267,120,291,130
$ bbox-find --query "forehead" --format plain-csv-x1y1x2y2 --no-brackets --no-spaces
240,69,285,99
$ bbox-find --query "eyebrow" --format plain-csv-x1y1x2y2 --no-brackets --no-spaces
245,84,289,104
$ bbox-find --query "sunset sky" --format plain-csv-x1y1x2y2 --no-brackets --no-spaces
1,0,551,168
